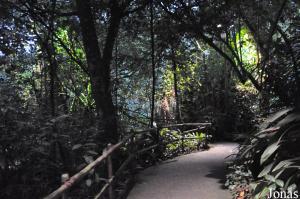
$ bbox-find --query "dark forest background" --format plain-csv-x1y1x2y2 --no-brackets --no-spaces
1,0,300,198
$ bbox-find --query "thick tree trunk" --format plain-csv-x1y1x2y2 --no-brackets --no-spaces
47,0,58,116
47,43,58,116
41,36,58,116
76,0,120,143
172,53,181,122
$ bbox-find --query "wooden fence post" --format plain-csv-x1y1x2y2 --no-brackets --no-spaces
107,143,114,199
179,129,184,153
129,130,137,174
156,127,162,160
61,173,69,199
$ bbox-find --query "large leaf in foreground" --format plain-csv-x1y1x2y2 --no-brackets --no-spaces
260,141,280,165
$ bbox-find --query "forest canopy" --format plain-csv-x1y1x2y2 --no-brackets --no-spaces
0,0,300,198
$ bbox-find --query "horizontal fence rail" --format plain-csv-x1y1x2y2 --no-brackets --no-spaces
43,122,211,199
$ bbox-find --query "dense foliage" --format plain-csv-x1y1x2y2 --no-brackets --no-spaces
227,109,300,199
1,0,300,198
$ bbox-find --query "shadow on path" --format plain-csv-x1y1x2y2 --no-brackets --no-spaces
206,166,228,189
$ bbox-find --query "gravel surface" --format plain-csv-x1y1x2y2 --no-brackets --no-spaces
127,142,238,199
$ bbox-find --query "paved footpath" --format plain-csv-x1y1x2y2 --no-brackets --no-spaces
127,143,238,199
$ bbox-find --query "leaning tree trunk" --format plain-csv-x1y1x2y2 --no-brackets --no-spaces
76,0,121,143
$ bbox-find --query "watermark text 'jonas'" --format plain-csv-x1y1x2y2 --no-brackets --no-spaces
268,190,299,199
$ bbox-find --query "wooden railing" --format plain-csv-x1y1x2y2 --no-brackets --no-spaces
43,123,211,199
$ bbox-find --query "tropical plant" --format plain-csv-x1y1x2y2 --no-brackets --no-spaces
228,108,300,198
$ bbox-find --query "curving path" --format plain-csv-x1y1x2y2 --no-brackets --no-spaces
127,143,238,199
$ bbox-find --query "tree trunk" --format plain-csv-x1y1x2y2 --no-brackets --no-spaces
47,42,58,116
75,0,120,143
48,0,58,116
150,0,156,127
172,51,181,122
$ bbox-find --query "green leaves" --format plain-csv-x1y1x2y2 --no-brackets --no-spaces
260,141,280,165
228,108,300,199
258,162,274,178
254,186,270,199
72,144,83,150
272,159,295,172
195,132,206,142
83,155,94,164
